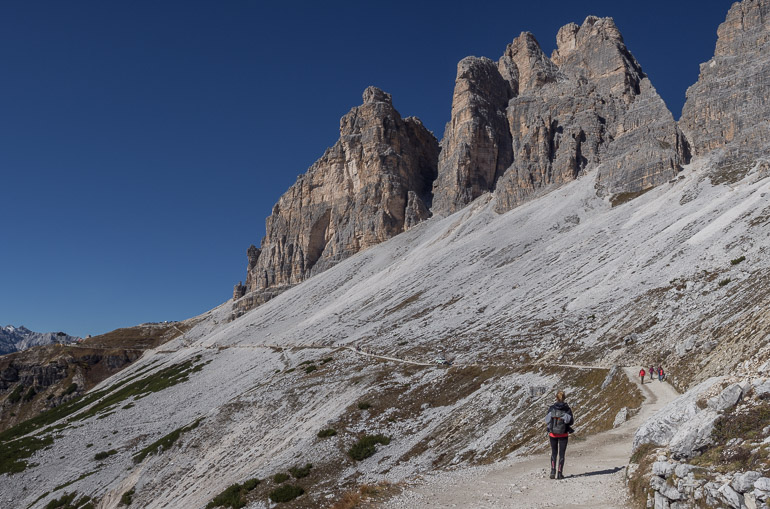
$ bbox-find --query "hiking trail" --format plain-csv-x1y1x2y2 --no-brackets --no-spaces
380,367,680,508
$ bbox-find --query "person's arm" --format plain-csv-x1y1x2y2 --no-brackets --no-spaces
545,411,552,429
562,411,572,424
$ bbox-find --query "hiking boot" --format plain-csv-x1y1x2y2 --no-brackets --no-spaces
557,472,564,480
549,469,556,479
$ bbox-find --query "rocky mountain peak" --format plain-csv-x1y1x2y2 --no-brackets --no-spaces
680,0,770,161
233,87,439,317
500,31,559,94
434,16,688,215
361,85,392,105
551,16,643,99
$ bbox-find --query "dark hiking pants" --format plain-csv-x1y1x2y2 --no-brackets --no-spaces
549,436,568,472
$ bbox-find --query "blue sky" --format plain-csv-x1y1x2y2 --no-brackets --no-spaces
0,1,732,337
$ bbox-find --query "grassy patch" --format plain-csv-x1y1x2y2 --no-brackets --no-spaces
610,188,653,207
133,418,202,464
0,433,53,474
357,402,371,410
268,484,304,503
730,255,746,265
317,428,336,438
43,492,93,509
304,365,317,374
53,471,97,492
23,387,37,402
72,358,207,422
273,473,289,483
321,357,333,364
289,463,312,479
628,443,658,508
62,383,78,397
8,384,24,404
348,434,390,461
718,278,731,287
713,403,770,442
94,449,117,461
119,488,134,506
205,478,260,509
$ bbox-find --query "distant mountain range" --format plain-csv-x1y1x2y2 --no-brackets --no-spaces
0,325,80,355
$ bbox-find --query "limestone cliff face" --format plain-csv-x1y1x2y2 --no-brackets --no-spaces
434,16,689,215
234,87,438,315
680,0,770,159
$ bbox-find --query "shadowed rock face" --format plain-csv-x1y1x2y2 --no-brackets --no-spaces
434,16,689,215
680,0,770,159
235,87,439,314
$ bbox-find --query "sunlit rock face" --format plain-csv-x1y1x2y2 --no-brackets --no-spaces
433,16,689,215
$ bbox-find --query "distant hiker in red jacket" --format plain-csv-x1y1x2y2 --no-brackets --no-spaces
545,391,573,480
639,368,646,384
658,367,665,382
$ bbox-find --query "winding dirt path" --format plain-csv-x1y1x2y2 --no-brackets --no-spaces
380,367,680,508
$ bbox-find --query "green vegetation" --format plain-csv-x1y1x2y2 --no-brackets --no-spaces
133,418,202,464
8,384,24,403
25,490,50,509
357,402,371,410
719,278,731,287
122,403,135,409
119,488,134,506
273,473,289,483
53,471,97,492
268,484,304,503
317,428,337,438
62,383,78,396
23,387,37,402
713,403,770,443
298,361,314,366
72,358,207,421
321,357,333,364
94,449,117,461
205,478,260,509
0,357,208,475
0,433,53,474
289,463,312,479
348,434,390,461
730,255,746,265
44,492,93,509
304,365,317,374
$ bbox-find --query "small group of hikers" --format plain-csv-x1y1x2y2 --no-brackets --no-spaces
545,365,668,479
639,365,665,384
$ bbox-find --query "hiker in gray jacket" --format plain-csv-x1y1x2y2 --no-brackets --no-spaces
545,391,574,479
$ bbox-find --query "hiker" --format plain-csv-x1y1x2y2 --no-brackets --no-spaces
658,366,665,382
545,390,574,480
639,368,646,384
649,365,655,381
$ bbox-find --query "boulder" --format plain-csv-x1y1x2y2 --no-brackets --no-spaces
653,461,676,478
754,381,770,399
613,407,628,428
633,377,723,451
669,409,719,459
756,477,770,492
708,383,743,412
719,483,745,509
734,472,763,494
675,464,695,479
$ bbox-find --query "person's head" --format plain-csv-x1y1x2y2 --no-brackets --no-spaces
556,391,566,403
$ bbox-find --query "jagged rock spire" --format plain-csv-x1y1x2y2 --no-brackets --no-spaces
233,87,439,316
